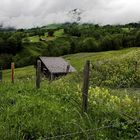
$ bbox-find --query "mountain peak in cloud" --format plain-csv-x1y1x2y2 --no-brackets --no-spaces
68,8,84,23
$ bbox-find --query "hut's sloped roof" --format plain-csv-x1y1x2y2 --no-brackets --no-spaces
40,57,76,73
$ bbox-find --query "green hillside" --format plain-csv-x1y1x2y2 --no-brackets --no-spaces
3,47,139,78
3,47,140,88
1,14,140,140
1,48,140,140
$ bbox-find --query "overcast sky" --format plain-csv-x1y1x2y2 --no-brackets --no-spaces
0,0,140,28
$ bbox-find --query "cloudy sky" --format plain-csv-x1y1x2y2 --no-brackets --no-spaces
0,0,140,28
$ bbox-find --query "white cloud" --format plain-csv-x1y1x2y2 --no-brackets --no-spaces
0,0,140,28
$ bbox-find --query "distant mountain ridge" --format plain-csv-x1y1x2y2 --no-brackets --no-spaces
0,24,16,31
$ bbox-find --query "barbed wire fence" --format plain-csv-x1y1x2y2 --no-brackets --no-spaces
44,119,140,140
45,125,113,140
31,59,140,140
1,60,140,139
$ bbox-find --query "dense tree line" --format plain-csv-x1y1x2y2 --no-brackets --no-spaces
0,31,25,68
0,31,25,54
44,23,140,56
1,23,140,68
62,23,140,53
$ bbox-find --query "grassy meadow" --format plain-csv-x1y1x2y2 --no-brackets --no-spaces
0,48,140,140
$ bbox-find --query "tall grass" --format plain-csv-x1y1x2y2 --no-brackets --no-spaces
0,48,140,139
0,77,139,140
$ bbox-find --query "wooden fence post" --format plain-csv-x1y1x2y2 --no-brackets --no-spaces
36,60,41,88
82,60,90,113
11,62,15,83
50,73,54,81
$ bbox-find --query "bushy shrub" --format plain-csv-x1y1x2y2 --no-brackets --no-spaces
90,50,140,88
135,31,140,46
88,87,140,139
0,54,13,69
80,37,100,52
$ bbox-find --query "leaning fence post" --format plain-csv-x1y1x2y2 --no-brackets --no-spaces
11,62,15,83
82,60,90,113
36,60,41,89
0,67,2,82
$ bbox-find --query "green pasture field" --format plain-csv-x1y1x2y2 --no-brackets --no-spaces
0,48,140,140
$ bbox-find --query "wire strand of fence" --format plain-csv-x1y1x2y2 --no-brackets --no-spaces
45,119,140,140
45,125,114,140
